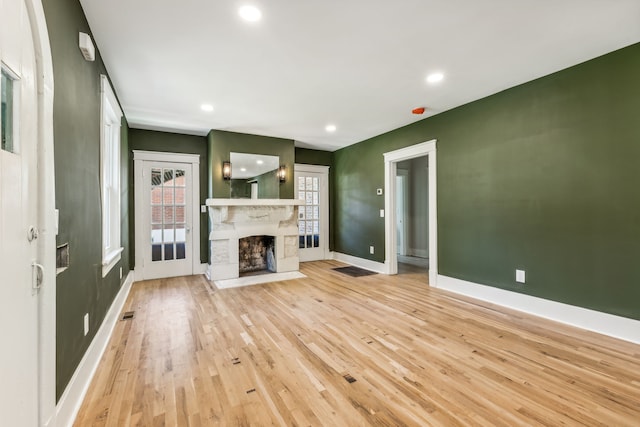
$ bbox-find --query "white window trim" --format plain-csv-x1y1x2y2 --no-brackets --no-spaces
100,75,123,277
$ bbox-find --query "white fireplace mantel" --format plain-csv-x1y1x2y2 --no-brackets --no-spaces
206,198,304,207
206,198,304,281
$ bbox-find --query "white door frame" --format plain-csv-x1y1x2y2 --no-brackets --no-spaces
384,140,437,285
133,150,200,280
294,164,330,261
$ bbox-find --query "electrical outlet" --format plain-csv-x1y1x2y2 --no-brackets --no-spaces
376,188,383,196
84,313,89,336
370,246,375,254
516,269,526,284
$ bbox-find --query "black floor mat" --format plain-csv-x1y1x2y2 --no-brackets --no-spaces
333,266,377,277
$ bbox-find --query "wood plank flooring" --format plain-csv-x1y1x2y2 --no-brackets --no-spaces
74,260,640,426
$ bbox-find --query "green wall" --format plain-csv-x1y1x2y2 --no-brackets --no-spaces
128,129,209,264
334,42,640,321
43,0,131,399
208,130,295,199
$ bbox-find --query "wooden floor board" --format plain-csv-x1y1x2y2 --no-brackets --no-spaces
74,260,640,426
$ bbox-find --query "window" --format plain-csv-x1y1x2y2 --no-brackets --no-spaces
1,66,18,153
100,75,123,277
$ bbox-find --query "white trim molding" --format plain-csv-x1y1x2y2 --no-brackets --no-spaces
333,252,387,274
437,275,640,345
55,271,135,427
383,140,437,285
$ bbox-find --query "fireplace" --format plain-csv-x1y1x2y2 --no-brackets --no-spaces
239,235,276,275
206,199,304,281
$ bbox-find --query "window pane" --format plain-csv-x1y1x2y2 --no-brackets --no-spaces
163,227,175,244
1,69,15,153
298,191,304,201
299,236,305,249
305,192,313,204
163,187,174,205
175,187,185,205
313,192,319,205
151,206,162,224
314,235,320,247
298,177,305,190
306,177,313,190
151,224,162,243
175,206,186,224
313,206,319,219
299,221,305,235
163,169,174,186
175,170,186,186
164,243,174,260
306,206,313,220
306,235,312,248
313,221,319,234
176,243,186,259
175,224,186,242
313,177,319,191
163,206,174,224
152,245,162,261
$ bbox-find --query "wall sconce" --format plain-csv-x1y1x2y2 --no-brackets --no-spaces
222,161,232,180
277,165,286,183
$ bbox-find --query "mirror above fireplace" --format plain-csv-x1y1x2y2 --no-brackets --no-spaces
230,152,280,199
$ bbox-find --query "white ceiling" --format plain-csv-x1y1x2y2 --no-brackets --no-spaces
79,0,640,151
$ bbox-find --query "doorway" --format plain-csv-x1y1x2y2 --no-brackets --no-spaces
134,151,201,280
396,157,429,273
383,140,437,285
294,164,329,262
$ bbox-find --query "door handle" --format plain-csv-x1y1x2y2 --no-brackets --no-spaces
32,261,44,291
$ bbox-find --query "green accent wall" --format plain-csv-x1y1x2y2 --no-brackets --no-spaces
208,130,295,199
128,129,209,264
334,42,640,320
43,0,131,399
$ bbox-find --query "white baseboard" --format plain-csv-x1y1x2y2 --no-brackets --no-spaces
408,248,428,258
333,252,387,274
55,271,135,427
200,263,208,275
437,275,640,345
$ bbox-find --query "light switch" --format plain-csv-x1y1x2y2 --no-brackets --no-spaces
516,269,526,283
379,209,385,218
201,205,207,213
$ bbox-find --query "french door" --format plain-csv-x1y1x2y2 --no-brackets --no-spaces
134,152,200,280
294,164,329,262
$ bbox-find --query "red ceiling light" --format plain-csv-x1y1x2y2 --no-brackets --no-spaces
412,107,426,115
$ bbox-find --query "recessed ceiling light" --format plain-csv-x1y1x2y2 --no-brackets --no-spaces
426,72,444,84
201,104,214,112
256,160,264,165
325,124,337,133
239,5,262,22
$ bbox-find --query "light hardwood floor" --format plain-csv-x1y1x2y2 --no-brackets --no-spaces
74,260,640,426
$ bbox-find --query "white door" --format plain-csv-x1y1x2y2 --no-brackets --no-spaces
0,0,41,423
137,160,194,280
295,164,329,262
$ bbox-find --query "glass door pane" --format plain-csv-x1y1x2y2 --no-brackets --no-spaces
150,168,187,261
298,175,320,249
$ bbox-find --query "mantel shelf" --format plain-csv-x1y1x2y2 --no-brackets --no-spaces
206,198,304,207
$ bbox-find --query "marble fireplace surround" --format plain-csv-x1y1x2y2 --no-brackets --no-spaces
206,199,304,281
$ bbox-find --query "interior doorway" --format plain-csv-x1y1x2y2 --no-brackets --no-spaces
395,157,429,274
383,140,437,285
